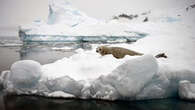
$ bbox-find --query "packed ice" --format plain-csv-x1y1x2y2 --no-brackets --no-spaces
1,0,195,101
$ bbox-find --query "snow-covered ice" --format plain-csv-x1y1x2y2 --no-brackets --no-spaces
0,54,158,100
81,54,158,100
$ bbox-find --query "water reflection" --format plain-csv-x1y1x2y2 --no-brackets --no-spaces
19,42,93,64
0,42,94,71
0,93,195,110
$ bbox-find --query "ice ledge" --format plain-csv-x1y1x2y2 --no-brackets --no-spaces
18,30,147,43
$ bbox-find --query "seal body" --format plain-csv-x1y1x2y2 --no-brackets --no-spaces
96,46,143,59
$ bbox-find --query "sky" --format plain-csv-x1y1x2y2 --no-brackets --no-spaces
0,0,190,28
0,0,48,27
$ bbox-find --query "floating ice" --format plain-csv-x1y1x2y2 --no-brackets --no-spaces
9,60,42,88
0,54,159,100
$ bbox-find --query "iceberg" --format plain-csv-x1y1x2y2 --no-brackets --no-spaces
19,0,147,42
0,54,159,100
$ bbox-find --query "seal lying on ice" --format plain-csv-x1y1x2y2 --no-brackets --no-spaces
96,46,167,59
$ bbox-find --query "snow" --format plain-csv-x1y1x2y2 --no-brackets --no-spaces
41,49,131,81
1,0,195,101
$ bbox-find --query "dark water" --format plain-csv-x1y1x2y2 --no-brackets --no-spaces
0,36,195,110
0,93,195,110
0,41,92,72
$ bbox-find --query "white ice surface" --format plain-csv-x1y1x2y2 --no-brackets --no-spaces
41,49,132,81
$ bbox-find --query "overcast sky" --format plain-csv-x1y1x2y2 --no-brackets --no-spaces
0,0,190,28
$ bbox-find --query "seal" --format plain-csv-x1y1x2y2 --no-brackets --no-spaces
96,46,167,59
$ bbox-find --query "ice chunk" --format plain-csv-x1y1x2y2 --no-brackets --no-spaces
0,71,10,90
9,60,42,88
45,76,83,96
136,70,170,100
82,55,158,100
179,80,195,100
47,91,75,98
108,55,158,98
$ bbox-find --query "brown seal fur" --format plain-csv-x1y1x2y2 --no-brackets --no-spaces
96,46,167,59
96,46,143,59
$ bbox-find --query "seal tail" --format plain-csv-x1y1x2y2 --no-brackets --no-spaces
155,53,167,58
127,50,143,56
